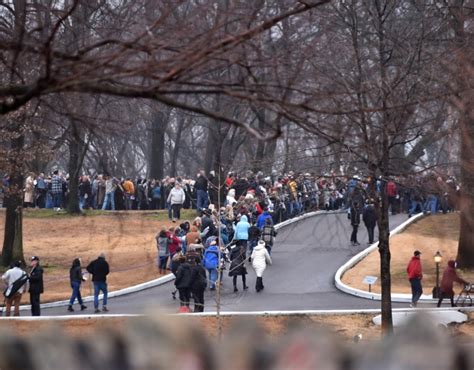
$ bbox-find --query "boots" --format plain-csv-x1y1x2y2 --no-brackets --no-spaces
81,305,87,311
67,305,74,312
256,277,263,292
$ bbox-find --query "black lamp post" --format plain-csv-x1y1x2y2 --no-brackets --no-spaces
433,251,443,298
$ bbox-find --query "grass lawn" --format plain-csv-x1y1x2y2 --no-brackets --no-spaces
0,208,199,304
341,213,474,295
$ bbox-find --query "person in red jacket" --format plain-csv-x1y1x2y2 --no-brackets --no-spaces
437,260,469,307
407,250,423,307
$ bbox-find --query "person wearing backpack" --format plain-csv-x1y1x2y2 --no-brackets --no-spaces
2,261,28,317
261,218,277,255
204,240,219,291
28,256,44,316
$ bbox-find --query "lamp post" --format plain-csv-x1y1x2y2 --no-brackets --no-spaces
433,251,443,298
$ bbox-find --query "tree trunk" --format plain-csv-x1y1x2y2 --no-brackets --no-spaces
204,123,217,175
453,0,474,267
66,122,87,214
2,133,25,267
170,116,186,177
149,112,168,180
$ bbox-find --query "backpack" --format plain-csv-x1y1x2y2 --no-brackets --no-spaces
262,226,274,243
4,273,28,299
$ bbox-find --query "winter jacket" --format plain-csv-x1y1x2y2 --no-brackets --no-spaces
167,186,185,205
362,205,377,228
201,216,217,237
234,215,250,241
175,263,192,289
251,243,272,277
167,233,181,255
29,265,44,294
350,207,361,226
440,260,467,295
261,225,277,246
256,212,272,230
248,225,261,241
190,264,207,291
70,260,83,283
156,231,169,256
86,257,110,283
194,176,208,192
2,267,28,295
407,256,422,280
204,245,219,269
228,245,247,277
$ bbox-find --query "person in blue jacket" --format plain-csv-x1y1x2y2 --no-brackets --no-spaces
234,215,250,250
256,209,272,230
203,240,220,290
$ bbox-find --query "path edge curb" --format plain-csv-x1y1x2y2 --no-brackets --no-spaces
334,212,443,303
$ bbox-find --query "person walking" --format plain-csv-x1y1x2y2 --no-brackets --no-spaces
2,261,28,317
437,260,468,308
251,240,272,293
67,258,88,312
167,182,186,222
28,256,44,316
203,240,219,291
174,257,192,311
86,253,110,313
407,250,423,307
195,170,209,212
228,243,248,292
190,256,207,312
362,200,377,244
350,201,361,246
234,215,250,250
261,217,277,255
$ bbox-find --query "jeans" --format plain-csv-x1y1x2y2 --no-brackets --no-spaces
248,240,258,256
79,195,88,210
196,190,209,211
171,204,182,220
366,226,375,244
424,195,438,215
207,268,218,289
409,200,424,216
158,255,168,271
350,224,359,243
69,280,83,306
124,194,132,210
52,193,62,208
102,192,115,210
410,278,423,305
93,281,108,309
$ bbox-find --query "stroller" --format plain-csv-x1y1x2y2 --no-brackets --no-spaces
455,283,474,307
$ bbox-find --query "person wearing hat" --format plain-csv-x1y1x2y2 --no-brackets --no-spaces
29,256,44,316
250,240,272,293
407,250,423,307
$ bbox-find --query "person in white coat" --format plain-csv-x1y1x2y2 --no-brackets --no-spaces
251,240,272,292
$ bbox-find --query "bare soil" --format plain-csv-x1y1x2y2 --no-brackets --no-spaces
0,209,196,304
342,213,474,294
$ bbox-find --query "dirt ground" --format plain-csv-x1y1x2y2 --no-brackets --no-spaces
3,312,474,343
0,209,196,303
342,213,474,295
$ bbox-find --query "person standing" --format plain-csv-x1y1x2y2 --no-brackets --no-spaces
350,201,361,246
362,200,377,244
437,260,468,308
102,175,116,211
51,170,63,211
2,261,28,317
195,170,209,212
122,178,135,210
167,182,186,222
67,258,88,312
87,253,110,313
156,228,170,274
251,240,272,293
28,256,44,316
407,250,423,307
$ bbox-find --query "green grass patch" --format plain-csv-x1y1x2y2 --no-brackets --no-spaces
146,209,197,222
23,209,109,218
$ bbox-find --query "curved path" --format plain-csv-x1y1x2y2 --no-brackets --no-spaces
43,212,407,315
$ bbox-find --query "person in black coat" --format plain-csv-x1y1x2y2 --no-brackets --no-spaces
189,257,207,312
29,256,44,316
362,201,377,244
175,261,192,308
87,253,110,313
228,244,248,292
350,202,361,246
67,258,87,312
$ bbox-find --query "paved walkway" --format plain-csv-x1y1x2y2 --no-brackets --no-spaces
43,212,408,315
